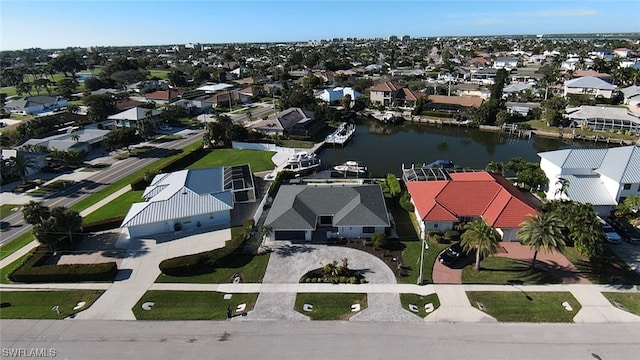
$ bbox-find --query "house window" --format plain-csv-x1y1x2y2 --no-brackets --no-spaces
363,227,375,234
433,223,439,228
318,216,333,226
624,183,632,190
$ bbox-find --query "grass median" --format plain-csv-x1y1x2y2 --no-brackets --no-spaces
294,293,367,320
0,233,36,261
602,292,640,316
133,291,258,320
399,293,440,318
467,291,581,322
0,290,104,319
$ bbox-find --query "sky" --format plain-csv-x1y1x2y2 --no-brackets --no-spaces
1,0,638,50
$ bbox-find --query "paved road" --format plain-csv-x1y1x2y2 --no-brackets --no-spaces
1,320,639,360
0,131,204,245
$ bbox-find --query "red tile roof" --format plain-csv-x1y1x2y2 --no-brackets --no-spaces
427,95,483,108
407,171,538,228
370,81,404,92
145,89,185,100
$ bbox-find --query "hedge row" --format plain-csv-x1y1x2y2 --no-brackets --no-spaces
159,231,248,276
9,248,118,283
82,216,125,232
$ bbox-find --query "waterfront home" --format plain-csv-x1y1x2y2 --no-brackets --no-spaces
566,106,640,133
405,171,538,241
315,87,362,104
369,81,423,108
424,95,483,114
493,57,519,70
121,165,255,238
250,107,321,137
563,76,614,99
539,146,640,216
264,183,390,242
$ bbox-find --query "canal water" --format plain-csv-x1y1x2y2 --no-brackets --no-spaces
316,118,612,177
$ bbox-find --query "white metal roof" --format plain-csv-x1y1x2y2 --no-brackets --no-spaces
562,174,618,206
597,146,640,183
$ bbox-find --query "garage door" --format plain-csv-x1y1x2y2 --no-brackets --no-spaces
274,231,306,240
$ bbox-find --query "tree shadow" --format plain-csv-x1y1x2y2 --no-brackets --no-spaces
274,245,316,257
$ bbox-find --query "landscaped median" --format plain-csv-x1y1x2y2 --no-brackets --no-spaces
466,291,582,322
602,292,640,316
399,293,440,318
132,291,258,320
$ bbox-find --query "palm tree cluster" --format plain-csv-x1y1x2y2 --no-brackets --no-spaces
0,153,37,185
22,201,83,252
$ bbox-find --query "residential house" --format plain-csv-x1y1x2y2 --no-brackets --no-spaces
614,48,633,58
264,183,391,241
424,95,483,113
203,91,248,109
171,98,212,116
566,105,640,133
493,57,519,70
250,107,321,137
143,89,186,104
195,83,234,94
369,81,423,107
115,99,149,112
506,102,541,117
3,96,68,115
621,85,640,109
108,107,163,129
503,83,534,99
563,76,614,99
21,128,111,153
312,70,336,84
315,87,362,104
572,70,612,83
453,83,490,99
1,149,48,178
405,171,538,241
121,165,256,238
469,56,491,68
470,68,498,85
539,146,640,215
127,79,169,94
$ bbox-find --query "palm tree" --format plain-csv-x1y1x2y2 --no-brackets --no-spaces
554,177,570,200
517,213,567,269
70,133,79,142
460,219,499,272
50,206,82,244
9,154,37,184
22,201,50,225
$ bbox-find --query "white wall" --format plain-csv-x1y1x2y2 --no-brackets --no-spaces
539,158,562,200
127,210,230,238
498,227,520,242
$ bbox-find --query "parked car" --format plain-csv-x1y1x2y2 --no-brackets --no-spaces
607,217,640,244
438,241,475,268
602,223,622,244
159,124,172,131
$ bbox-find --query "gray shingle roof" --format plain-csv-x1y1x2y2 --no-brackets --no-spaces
265,184,390,230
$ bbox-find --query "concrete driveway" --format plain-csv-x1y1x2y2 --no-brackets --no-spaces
243,243,418,321
608,241,640,275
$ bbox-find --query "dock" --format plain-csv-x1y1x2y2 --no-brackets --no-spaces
325,122,356,145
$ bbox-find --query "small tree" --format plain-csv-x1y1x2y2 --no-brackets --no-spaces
386,174,401,198
22,201,50,225
371,232,387,248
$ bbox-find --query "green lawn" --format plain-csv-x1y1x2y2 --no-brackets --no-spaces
0,252,31,284
462,257,561,285
132,291,258,320
0,204,21,220
602,292,640,316
188,148,275,172
82,190,143,224
279,139,315,148
148,70,170,80
0,291,104,319
563,247,640,284
0,232,36,261
156,252,270,283
467,291,581,322
399,293,440,318
294,293,367,320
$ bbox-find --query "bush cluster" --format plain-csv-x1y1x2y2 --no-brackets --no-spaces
9,248,118,283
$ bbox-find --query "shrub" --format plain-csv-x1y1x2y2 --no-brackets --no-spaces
433,234,447,244
444,230,460,241
9,248,117,283
350,277,358,284
399,191,414,212
130,177,150,191
371,232,387,248
360,278,367,284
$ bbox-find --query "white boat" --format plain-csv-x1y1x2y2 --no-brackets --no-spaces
287,151,312,164
283,153,321,174
332,161,368,177
325,123,356,145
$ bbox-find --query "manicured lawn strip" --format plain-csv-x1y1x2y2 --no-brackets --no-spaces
188,149,275,172
0,253,31,284
148,70,170,79
69,141,202,213
279,139,314,148
132,291,258,320
0,233,35,261
461,257,561,285
294,293,367,320
156,252,270,283
399,293,440,318
563,247,640,284
0,290,104,319
466,291,581,322
0,204,21,220
602,292,640,316
82,190,143,224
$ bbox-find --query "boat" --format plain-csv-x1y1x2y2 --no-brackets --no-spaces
283,152,321,174
331,161,368,177
423,160,454,169
325,123,356,145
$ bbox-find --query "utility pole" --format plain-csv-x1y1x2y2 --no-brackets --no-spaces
418,236,429,285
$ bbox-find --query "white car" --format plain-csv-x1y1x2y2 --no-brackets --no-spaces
602,222,622,244
159,125,172,131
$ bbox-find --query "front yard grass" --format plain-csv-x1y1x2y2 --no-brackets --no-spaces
188,148,275,172
462,257,561,285
28,180,75,197
0,233,36,261
467,291,581,322
155,252,270,283
602,292,640,316
0,290,104,319
399,293,440,318
563,247,640,284
82,190,143,224
0,252,31,284
0,204,21,220
132,291,258,320
294,293,367,320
